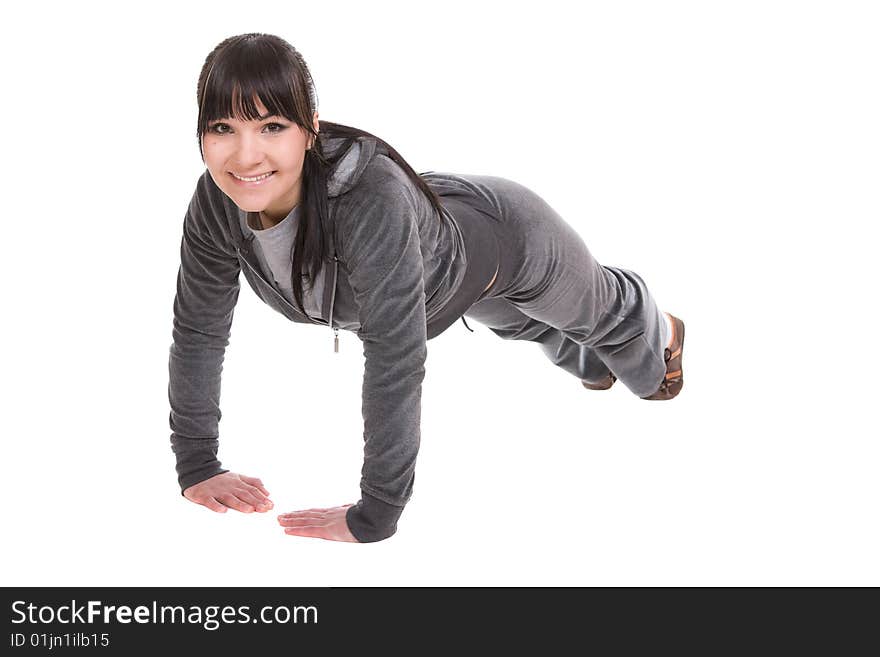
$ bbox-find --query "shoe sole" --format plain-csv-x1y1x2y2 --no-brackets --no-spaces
582,373,617,391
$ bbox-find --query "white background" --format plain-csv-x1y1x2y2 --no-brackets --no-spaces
2,0,877,586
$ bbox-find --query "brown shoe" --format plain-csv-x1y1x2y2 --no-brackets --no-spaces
641,312,685,400
582,372,617,390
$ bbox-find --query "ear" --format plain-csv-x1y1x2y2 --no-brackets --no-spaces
308,111,320,150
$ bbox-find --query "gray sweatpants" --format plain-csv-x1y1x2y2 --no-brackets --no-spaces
458,174,668,399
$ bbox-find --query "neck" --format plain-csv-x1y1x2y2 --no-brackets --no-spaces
258,211,277,230
261,178,303,226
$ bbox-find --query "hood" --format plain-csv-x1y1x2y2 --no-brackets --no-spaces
319,132,382,353
320,132,379,197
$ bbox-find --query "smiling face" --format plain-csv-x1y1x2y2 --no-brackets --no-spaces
201,96,319,223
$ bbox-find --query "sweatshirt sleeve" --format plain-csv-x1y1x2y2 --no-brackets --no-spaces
336,161,428,542
168,178,242,494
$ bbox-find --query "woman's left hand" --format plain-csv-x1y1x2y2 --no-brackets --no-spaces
277,504,359,542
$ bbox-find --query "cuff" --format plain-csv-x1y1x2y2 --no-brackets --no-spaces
171,439,228,493
345,492,405,542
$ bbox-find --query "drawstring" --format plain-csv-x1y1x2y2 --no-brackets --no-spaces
461,316,474,332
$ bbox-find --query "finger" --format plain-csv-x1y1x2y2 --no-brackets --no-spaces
278,513,345,527
236,488,273,511
277,515,324,526
282,519,335,528
204,497,228,513
277,504,352,520
239,474,267,489
291,506,334,514
277,507,345,520
283,524,336,540
218,494,256,513
277,510,328,520
239,475,270,497
241,484,271,502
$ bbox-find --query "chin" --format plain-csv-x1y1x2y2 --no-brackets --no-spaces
233,199,270,213
219,182,274,206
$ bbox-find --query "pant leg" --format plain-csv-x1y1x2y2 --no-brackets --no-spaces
463,296,614,385
459,174,668,398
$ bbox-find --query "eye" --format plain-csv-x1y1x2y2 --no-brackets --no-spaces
206,122,287,135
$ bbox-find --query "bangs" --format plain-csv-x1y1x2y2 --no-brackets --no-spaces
197,37,315,139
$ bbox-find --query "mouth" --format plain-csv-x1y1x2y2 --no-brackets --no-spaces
229,171,277,186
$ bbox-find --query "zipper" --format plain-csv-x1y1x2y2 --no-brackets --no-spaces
330,255,339,353
236,245,327,326
237,243,341,354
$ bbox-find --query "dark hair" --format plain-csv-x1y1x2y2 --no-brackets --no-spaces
196,32,446,317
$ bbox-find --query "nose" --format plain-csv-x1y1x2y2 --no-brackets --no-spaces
231,133,267,170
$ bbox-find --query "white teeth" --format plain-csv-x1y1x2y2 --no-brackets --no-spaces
232,171,274,182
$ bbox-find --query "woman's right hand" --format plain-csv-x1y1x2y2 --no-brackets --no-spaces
183,472,274,514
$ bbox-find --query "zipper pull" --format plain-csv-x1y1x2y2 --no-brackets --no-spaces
333,327,339,353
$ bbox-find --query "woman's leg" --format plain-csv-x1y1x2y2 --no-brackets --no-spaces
463,296,615,385
460,174,668,398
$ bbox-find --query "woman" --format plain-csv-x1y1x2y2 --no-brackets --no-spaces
168,33,685,543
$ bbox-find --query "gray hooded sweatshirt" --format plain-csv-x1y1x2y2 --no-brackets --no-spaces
168,133,501,542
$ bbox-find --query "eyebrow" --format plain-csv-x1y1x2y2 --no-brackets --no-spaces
211,113,279,122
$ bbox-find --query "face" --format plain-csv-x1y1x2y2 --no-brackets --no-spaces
201,97,319,222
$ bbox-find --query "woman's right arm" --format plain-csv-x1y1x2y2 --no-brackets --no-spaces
168,180,242,495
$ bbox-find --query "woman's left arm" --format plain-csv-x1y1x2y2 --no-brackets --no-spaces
279,162,427,543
